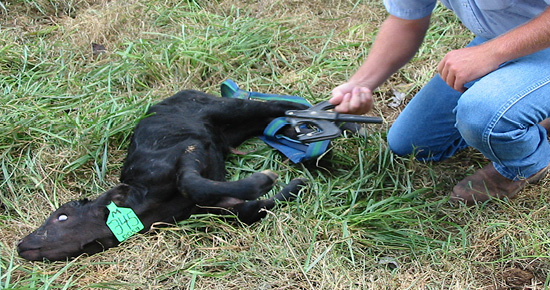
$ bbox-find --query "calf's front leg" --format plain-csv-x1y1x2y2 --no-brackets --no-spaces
177,142,278,204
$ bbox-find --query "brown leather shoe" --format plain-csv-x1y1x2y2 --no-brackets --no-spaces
451,163,548,205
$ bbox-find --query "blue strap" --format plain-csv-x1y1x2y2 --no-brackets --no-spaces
261,117,330,163
221,79,312,107
220,79,330,163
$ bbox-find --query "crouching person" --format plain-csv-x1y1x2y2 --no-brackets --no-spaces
328,1,550,204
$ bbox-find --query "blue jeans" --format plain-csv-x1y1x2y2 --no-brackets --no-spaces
387,37,550,181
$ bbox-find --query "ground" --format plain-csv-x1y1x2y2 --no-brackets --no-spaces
1,0,549,289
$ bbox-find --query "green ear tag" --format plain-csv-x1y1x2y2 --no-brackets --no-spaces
106,202,144,242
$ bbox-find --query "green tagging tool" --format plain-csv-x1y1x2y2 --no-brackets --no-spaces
106,202,145,242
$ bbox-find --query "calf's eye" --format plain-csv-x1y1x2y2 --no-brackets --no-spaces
58,214,68,221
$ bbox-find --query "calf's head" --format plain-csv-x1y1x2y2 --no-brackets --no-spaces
18,185,134,261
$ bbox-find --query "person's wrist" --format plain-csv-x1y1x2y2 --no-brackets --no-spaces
346,77,375,92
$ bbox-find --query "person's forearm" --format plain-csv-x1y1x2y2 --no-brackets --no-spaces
484,7,550,65
329,14,431,114
348,15,431,90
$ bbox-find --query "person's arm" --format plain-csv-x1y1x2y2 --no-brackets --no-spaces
438,6,550,92
330,14,431,114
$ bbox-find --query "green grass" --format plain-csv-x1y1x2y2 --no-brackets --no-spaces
1,0,550,289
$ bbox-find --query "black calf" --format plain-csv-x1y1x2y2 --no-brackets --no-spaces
18,90,308,261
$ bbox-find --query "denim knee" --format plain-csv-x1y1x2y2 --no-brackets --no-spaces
454,94,490,150
387,125,448,161
387,125,415,157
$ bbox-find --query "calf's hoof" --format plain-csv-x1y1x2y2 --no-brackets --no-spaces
273,178,308,202
261,170,278,182
243,170,279,199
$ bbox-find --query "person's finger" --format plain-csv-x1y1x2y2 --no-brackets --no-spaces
453,79,464,92
349,87,363,113
334,92,352,113
360,87,374,112
438,63,448,83
329,90,344,105
437,57,446,77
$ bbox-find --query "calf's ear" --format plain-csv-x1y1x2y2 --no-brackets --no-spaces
103,184,132,206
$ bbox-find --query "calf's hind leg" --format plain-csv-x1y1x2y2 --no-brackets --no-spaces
208,97,308,123
206,178,307,225
210,98,309,147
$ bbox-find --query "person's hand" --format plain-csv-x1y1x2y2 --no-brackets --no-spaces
329,83,374,115
437,45,500,92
